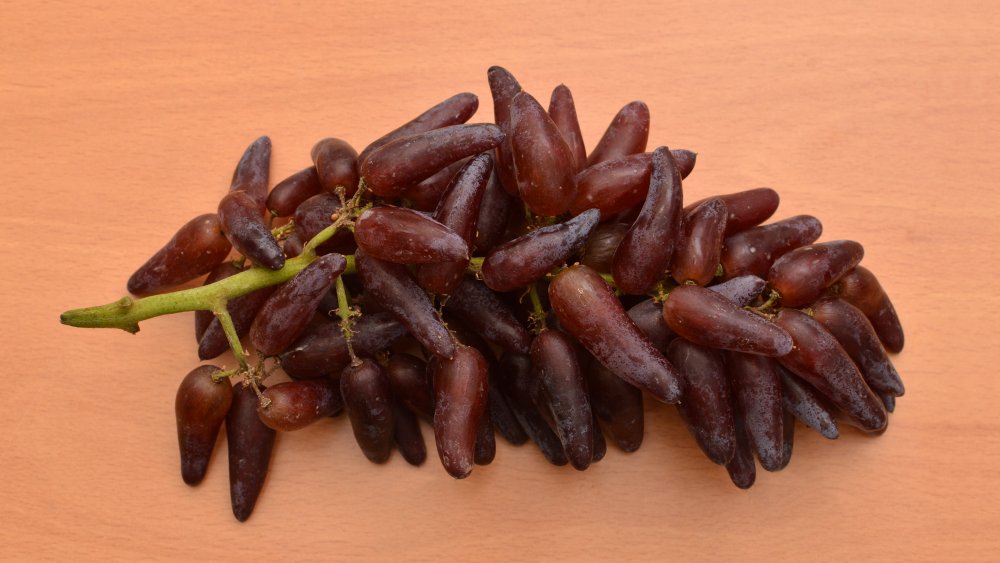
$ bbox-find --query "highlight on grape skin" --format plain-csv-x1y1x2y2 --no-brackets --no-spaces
58,65,906,521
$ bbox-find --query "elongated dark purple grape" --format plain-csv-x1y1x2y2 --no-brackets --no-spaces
548,84,587,171
667,339,735,465
341,359,394,463
127,214,233,296
249,253,346,356
581,222,630,273
416,154,491,294
488,66,523,196
359,92,479,169
488,378,528,445
227,383,276,522
229,136,270,208
393,399,427,466
625,299,674,352
769,240,864,308
585,358,644,452
495,353,568,465
591,414,607,462
811,296,904,396
779,367,839,439
549,265,683,402
586,101,649,167
176,365,232,486
571,150,695,219
444,277,531,354
662,285,792,356
672,198,727,286
836,266,904,353
881,392,896,413
727,353,784,471
708,275,767,307
198,284,277,360
218,190,284,270
278,313,407,379
292,192,356,255
685,188,780,236
720,215,822,280
356,250,456,359
775,308,886,432
481,209,600,292
780,411,795,469
726,409,757,489
283,232,304,258
612,147,684,294
474,410,496,466
257,378,342,431
195,261,242,342
401,158,469,211
531,330,594,470
431,345,489,478
354,206,469,264
311,137,359,196
267,166,321,217
510,91,577,216
384,352,433,421
360,124,504,198
473,171,514,253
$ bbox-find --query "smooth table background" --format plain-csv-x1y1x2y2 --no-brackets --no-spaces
2,1,998,560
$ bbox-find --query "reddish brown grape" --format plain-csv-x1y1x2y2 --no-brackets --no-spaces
768,240,864,308
571,150,695,219
384,352,434,421
292,192,356,255
481,209,600,292
472,171,514,253
774,308,887,432
811,296,904,397
708,275,767,307
662,285,793,356
671,198,727,286
548,84,587,171
474,411,496,466
625,299,675,353
393,399,427,466
415,154,492,294
720,215,822,280
257,378,342,431
685,187,780,236
175,365,232,486
217,190,284,270
266,166,321,217
779,367,839,440
444,277,531,355
495,353,568,465
581,222,630,273
229,136,271,208
311,137,359,196
549,265,683,403
355,206,469,265
400,158,469,211
227,383,276,522
356,250,456,359
612,146,685,294
249,253,346,356
727,352,785,471
509,91,577,216
531,330,594,470
360,124,504,198
359,92,479,169
667,339,735,465
127,213,232,297
586,101,650,167
431,345,489,478
726,410,757,489
487,66,524,196
585,358,644,452
278,312,407,380
341,359,394,463
836,266,904,353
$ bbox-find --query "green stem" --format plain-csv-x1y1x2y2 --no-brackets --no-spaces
528,283,547,334
467,256,485,274
335,275,361,366
213,304,248,369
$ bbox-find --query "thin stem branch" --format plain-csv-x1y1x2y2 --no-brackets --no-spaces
213,304,248,370
335,275,361,367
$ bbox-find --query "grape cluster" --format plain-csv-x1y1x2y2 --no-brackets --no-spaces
69,66,905,521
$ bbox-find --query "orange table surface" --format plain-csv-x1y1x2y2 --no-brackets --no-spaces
3,2,998,560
